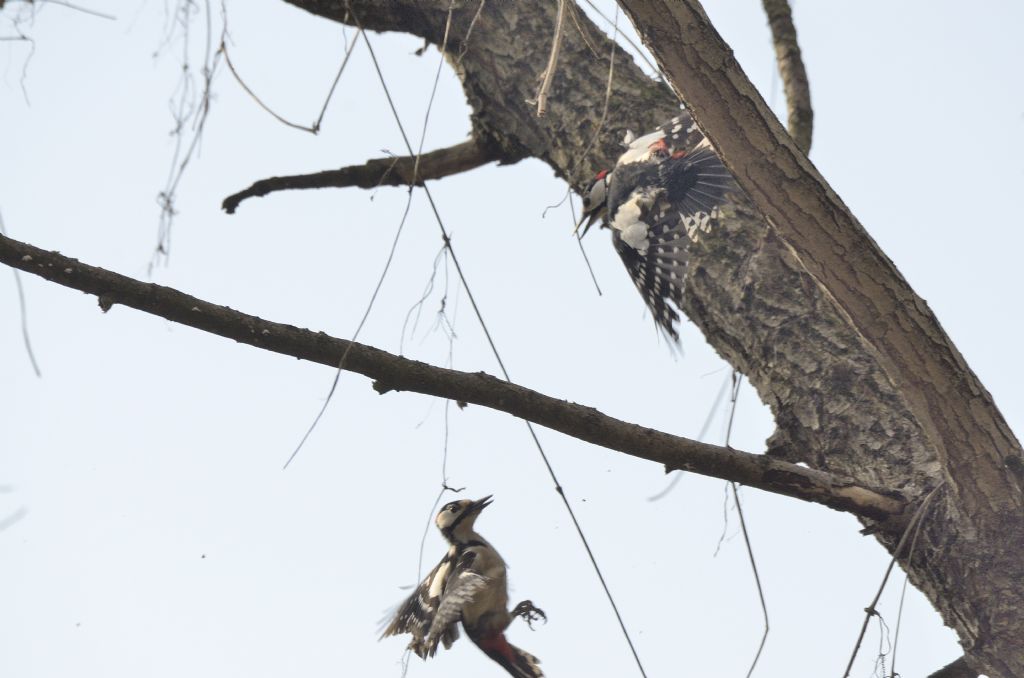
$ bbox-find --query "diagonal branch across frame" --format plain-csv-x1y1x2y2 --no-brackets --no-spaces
0,230,907,523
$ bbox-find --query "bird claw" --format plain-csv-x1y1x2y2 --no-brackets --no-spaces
511,600,547,629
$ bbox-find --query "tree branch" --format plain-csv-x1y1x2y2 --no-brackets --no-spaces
761,0,813,153
221,138,508,214
615,0,1022,514
0,231,906,522
615,3,1024,672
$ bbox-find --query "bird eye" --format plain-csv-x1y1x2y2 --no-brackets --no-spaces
450,505,458,512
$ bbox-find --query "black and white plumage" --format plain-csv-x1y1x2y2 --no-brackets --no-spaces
577,113,738,341
381,496,546,678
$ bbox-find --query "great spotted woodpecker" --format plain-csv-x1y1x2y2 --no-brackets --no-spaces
576,112,738,342
381,496,546,677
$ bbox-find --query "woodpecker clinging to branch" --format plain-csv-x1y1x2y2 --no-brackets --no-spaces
576,112,738,342
381,496,546,677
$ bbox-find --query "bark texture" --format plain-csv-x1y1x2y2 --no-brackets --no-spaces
614,2,1023,674
210,1,1024,674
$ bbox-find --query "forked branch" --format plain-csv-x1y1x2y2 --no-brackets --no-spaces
0,231,906,522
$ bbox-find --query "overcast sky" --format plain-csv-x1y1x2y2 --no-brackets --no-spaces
3,1,1023,677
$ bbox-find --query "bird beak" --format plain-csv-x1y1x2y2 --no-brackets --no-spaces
470,495,494,513
573,210,599,238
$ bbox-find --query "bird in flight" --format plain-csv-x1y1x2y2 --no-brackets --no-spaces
381,496,546,677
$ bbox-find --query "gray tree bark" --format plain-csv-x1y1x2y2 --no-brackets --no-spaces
252,1,1020,675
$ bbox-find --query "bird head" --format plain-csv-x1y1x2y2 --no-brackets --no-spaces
436,495,493,541
575,169,611,237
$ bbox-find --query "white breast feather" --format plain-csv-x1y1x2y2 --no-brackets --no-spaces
611,189,659,252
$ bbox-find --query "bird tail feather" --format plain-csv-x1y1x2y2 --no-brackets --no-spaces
473,632,543,678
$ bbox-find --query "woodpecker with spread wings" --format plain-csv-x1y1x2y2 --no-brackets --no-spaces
381,496,546,677
576,112,738,342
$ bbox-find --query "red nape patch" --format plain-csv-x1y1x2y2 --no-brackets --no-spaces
671,149,688,159
595,169,610,181
477,633,517,664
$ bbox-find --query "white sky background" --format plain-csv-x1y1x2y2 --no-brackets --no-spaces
2,1,1022,676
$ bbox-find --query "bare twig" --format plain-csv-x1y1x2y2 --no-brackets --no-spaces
566,0,619,295
218,2,360,135
281,184,414,470
221,139,504,213
888,481,933,678
38,0,114,20
578,0,665,84
734,484,769,678
4,0,114,20
313,28,363,131
571,0,619,182
2,0,39,103
400,2,458,354
722,375,769,678
564,0,599,58
454,0,485,64
842,482,945,678
219,39,318,133
153,0,219,269
0,231,909,523
533,0,566,116
219,26,361,135
412,1,454,180
761,0,813,153
281,4,456,469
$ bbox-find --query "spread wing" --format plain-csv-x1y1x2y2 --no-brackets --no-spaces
424,550,490,657
611,223,685,342
610,142,735,342
380,558,453,657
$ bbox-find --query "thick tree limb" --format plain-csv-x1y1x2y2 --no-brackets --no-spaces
761,0,813,153
284,0,679,188
616,0,1024,509
0,232,906,522
221,139,507,214
615,2,1024,673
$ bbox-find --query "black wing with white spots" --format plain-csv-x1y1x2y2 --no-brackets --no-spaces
379,560,440,655
381,547,491,660
424,550,489,656
607,115,736,341
381,554,460,658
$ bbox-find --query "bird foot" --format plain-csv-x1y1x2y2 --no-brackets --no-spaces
511,600,547,629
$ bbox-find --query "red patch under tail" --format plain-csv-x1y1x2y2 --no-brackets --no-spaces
473,632,543,678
